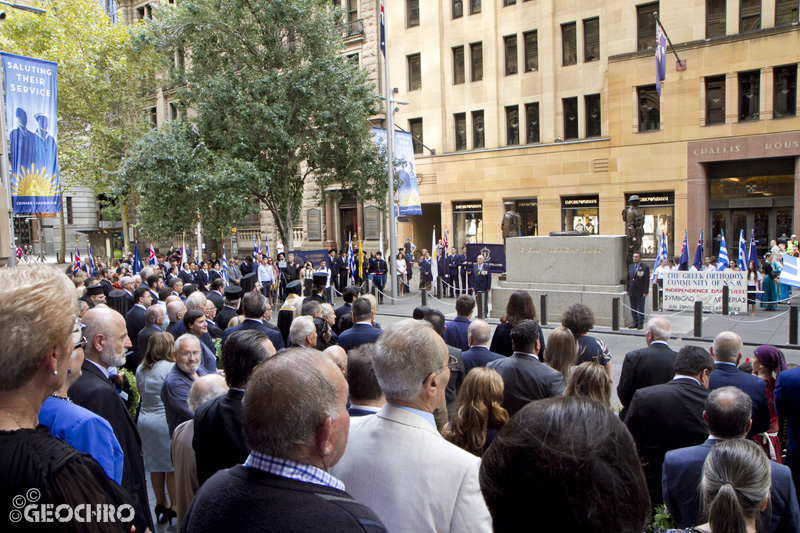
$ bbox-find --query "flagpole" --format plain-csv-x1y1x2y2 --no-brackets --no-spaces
383,0,398,305
653,12,686,69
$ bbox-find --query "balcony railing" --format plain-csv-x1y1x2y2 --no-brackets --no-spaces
343,19,364,39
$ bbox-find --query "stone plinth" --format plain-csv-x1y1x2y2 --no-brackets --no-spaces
493,236,631,327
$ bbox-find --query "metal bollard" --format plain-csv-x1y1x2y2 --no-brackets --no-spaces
371,283,377,298
477,292,485,320
612,297,620,331
436,277,442,299
540,294,548,326
791,306,799,345
421,289,427,307
722,285,729,316
652,282,659,312
694,301,703,338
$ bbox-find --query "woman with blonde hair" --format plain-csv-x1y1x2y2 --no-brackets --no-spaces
443,367,509,456
565,362,612,409
544,326,577,381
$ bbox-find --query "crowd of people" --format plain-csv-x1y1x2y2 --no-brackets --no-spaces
3,253,800,532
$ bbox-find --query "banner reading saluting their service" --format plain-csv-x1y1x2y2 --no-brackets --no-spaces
2,52,60,214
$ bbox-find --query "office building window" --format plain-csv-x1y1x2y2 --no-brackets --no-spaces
470,42,483,81
504,0,516,5
136,4,152,20
638,85,660,131
506,105,519,146
453,46,465,85
584,18,599,62
346,0,358,22
523,31,538,71
562,23,577,66
525,103,540,144
470,0,481,15
563,97,578,140
347,53,360,66
408,54,421,91
453,0,463,18
454,113,467,151
504,35,518,75
146,107,157,128
740,0,760,31
169,102,179,122
738,70,760,121
776,0,799,25
407,0,419,27
409,118,423,155
472,111,485,149
66,196,73,225
585,94,601,137
706,0,726,37
773,65,797,118
637,3,658,51
705,75,726,125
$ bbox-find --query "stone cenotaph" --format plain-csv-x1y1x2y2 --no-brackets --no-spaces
493,235,630,327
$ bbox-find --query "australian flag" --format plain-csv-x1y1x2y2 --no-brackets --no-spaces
379,0,386,57
655,21,667,95
693,230,704,271
678,229,689,271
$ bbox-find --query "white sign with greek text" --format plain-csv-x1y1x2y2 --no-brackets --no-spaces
662,271,747,313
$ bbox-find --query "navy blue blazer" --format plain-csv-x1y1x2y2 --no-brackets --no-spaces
347,407,378,417
473,263,491,292
709,362,770,437
222,318,285,351
443,317,470,352
776,368,800,497
462,346,504,374
663,439,800,532
338,323,383,352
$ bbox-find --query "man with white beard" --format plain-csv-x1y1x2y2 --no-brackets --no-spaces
69,306,154,532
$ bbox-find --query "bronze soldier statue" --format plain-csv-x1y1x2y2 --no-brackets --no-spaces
622,195,645,265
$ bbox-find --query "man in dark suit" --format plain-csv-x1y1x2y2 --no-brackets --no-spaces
223,291,284,351
216,286,243,331
617,317,678,420
338,297,383,352
776,366,800,498
487,320,565,416
458,246,470,296
334,286,359,334
69,307,153,533
206,278,225,312
346,344,385,417
627,251,650,329
336,249,349,296
624,345,714,505
709,331,770,438
663,386,800,533
125,286,152,372
373,252,388,304
462,320,503,373
327,249,341,295
448,247,461,297
423,309,465,412
443,294,474,351
137,306,163,358
193,330,274,486
473,254,491,317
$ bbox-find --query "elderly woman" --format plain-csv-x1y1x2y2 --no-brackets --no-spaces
562,303,613,384
0,265,133,528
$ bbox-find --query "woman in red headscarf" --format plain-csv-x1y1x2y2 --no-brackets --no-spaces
752,344,788,462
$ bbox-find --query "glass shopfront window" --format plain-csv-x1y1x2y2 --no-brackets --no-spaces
510,198,538,236
625,192,675,259
453,201,483,249
562,195,599,234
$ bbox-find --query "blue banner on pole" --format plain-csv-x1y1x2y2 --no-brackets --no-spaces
2,53,60,215
466,244,506,274
372,127,422,216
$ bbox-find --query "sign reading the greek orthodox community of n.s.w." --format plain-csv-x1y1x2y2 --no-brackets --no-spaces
2,52,60,214
662,271,747,313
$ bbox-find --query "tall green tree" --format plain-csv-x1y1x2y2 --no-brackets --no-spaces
0,0,164,257
153,0,388,249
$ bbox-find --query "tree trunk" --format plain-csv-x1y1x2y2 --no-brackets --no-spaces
121,200,130,256
59,191,66,263
283,210,294,251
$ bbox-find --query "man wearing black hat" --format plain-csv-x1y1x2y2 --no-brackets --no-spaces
217,286,243,331
307,271,328,304
278,280,304,346
84,284,106,308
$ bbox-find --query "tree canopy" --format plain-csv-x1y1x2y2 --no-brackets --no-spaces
145,0,388,249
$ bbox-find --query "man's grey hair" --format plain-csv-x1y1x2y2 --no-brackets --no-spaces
468,319,491,345
185,291,207,311
712,331,743,363
174,333,200,353
645,318,671,341
166,301,185,322
132,275,142,284
188,374,228,413
139,267,153,280
243,348,339,460
290,316,316,346
321,303,335,318
144,305,162,325
374,319,442,402
120,276,132,287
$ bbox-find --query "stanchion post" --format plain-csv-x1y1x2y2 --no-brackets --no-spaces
436,277,442,299
540,294,548,326
652,281,658,312
421,289,427,307
612,297,620,331
477,292,485,320
722,285,729,316
790,306,798,345
694,301,703,338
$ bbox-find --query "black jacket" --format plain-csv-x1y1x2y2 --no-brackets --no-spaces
617,341,678,419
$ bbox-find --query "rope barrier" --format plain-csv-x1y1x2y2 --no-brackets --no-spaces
374,287,421,302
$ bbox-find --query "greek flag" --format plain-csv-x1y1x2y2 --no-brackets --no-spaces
652,230,668,281
717,230,729,270
264,234,270,258
221,243,230,284
738,229,747,271
87,242,95,277
748,230,759,269
181,241,188,267
780,254,800,289
348,235,356,284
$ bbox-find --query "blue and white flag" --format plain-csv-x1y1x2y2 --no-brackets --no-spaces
780,254,800,289
652,230,669,281
221,243,230,284
264,234,270,258
655,22,667,96
181,240,188,267
87,241,95,277
2,53,60,214
748,230,759,270
252,235,258,263
692,231,704,271
348,234,356,284
717,230,729,270
738,229,747,271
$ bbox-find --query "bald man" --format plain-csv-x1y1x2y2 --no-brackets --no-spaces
462,319,503,374
617,317,678,420
323,345,347,376
709,330,770,438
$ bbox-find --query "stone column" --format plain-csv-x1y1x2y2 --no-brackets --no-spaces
324,197,337,251
687,157,708,252
357,202,365,240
